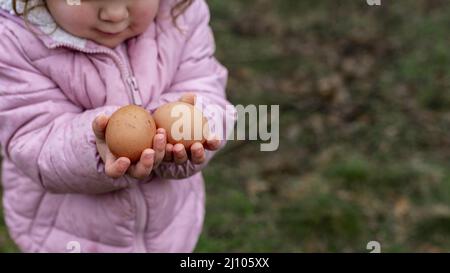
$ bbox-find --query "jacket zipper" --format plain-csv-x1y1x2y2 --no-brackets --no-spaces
127,77,143,106
51,42,148,252
50,43,143,105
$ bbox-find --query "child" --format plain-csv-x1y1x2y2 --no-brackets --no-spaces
0,0,233,252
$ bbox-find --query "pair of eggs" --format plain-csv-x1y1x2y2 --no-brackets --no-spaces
105,103,209,163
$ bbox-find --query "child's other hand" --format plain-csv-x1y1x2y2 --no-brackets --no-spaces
163,137,221,165
92,114,166,180
163,93,221,165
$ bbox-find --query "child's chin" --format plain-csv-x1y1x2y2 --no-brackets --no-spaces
95,38,124,49
90,32,128,48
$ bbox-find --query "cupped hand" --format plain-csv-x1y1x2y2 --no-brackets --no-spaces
92,114,166,180
162,93,221,165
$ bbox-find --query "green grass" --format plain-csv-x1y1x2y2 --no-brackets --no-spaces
195,0,450,252
2,0,450,252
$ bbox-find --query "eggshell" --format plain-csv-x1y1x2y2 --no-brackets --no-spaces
153,102,209,149
105,105,156,163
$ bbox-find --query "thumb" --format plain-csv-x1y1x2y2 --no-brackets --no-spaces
92,114,109,140
179,92,196,105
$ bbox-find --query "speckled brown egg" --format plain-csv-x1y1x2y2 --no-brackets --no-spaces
153,101,209,149
105,105,156,163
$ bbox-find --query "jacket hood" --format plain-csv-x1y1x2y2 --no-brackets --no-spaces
0,0,87,48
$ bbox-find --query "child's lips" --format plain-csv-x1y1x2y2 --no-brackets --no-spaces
96,28,126,36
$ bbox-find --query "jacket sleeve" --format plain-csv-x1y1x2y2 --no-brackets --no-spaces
148,0,236,179
0,23,131,194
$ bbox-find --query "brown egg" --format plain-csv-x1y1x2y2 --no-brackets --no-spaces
153,102,209,149
105,105,156,163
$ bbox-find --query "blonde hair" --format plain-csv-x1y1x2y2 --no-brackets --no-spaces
12,0,194,28
171,0,194,25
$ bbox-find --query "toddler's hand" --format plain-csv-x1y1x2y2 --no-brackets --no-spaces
163,93,221,165
92,114,166,180
163,137,221,165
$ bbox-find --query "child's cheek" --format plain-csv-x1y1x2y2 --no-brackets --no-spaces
131,1,159,27
48,2,97,35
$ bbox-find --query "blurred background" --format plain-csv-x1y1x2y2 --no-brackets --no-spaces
1,0,450,252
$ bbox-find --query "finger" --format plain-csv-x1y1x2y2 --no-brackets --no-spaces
156,128,166,135
92,114,109,140
153,133,166,167
204,135,221,151
179,92,196,105
96,141,108,163
127,149,155,180
173,143,188,165
105,152,130,179
163,143,174,162
190,142,206,165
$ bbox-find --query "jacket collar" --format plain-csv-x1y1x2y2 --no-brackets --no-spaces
0,0,87,49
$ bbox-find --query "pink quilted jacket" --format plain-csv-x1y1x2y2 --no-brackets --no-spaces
0,0,232,252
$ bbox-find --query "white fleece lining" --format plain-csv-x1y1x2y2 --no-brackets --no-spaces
0,0,87,48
